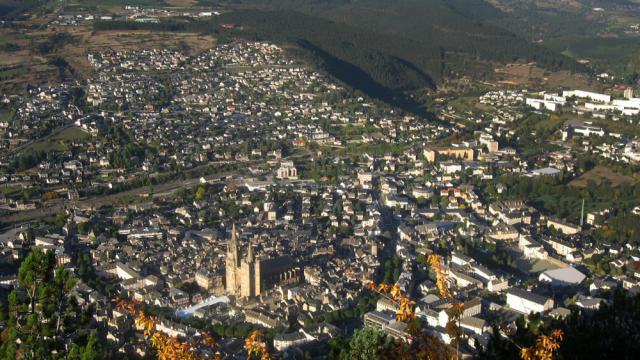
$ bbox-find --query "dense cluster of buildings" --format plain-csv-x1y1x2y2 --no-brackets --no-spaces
1,39,640,358
481,88,640,164
0,41,446,212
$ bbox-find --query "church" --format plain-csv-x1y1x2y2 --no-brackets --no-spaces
225,224,301,298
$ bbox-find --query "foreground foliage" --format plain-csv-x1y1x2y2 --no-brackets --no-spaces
0,248,106,359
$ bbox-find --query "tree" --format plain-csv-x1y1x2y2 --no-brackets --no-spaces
77,222,90,235
328,336,348,360
81,331,99,360
347,327,394,360
53,265,77,335
54,213,67,228
2,249,108,359
195,186,206,200
18,248,55,314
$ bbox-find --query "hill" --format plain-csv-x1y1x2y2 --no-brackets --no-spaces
0,0,43,18
219,0,582,87
94,0,586,113
481,0,640,81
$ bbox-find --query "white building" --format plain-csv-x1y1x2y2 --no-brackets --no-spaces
273,330,315,351
506,288,554,314
624,139,640,162
526,98,562,111
276,161,298,179
539,267,586,287
563,90,611,103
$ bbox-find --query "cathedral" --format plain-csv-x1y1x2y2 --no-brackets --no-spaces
225,224,301,298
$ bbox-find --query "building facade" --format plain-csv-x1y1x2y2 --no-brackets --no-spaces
225,224,301,298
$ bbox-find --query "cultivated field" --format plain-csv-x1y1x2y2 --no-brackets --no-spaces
0,24,216,94
569,166,636,188
494,63,597,90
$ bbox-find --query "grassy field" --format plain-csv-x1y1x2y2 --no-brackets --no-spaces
0,23,216,94
0,108,14,123
0,65,27,80
20,126,91,154
0,28,63,93
0,33,27,42
527,259,565,273
493,63,597,90
547,35,640,77
569,166,636,188
53,126,91,141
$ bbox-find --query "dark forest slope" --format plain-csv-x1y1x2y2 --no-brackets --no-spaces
212,0,584,88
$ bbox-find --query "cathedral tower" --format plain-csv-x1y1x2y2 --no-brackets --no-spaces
240,240,256,298
225,224,241,295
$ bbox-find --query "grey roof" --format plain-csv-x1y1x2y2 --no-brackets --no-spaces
540,267,586,285
507,287,550,305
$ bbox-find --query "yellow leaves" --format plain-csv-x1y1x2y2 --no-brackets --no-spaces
202,334,220,348
520,329,564,360
150,332,197,360
389,285,402,299
244,330,272,360
428,255,452,299
116,298,201,360
550,329,563,342
151,332,167,349
397,296,416,322
366,282,415,323
135,311,157,337
116,298,141,315
366,282,377,291
520,347,534,360
449,302,465,318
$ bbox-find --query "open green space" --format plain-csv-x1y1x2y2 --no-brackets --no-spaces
20,125,91,154
546,35,640,80
0,65,26,80
569,166,636,188
0,107,15,123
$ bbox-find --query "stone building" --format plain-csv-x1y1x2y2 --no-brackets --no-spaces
225,225,300,298
276,161,298,179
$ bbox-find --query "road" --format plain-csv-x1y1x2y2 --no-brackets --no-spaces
0,154,300,227
175,295,230,318
0,168,234,226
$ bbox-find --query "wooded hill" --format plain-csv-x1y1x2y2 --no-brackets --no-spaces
96,0,584,96
213,0,585,87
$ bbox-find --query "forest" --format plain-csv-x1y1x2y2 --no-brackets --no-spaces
94,0,584,107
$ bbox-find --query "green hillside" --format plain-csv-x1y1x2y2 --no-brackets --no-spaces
223,0,582,84
0,0,45,18
95,0,585,112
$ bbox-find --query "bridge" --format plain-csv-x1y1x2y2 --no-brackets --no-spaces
175,295,231,318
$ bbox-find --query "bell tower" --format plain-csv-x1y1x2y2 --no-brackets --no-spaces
225,224,241,295
241,239,256,298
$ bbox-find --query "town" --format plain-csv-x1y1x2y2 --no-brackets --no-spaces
2,1,640,360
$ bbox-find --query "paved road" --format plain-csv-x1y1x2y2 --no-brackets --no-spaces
0,153,303,227
175,295,230,318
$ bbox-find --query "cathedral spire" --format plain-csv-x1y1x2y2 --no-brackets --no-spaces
231,223,237,242
228,223,238,256
247,238,254,264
